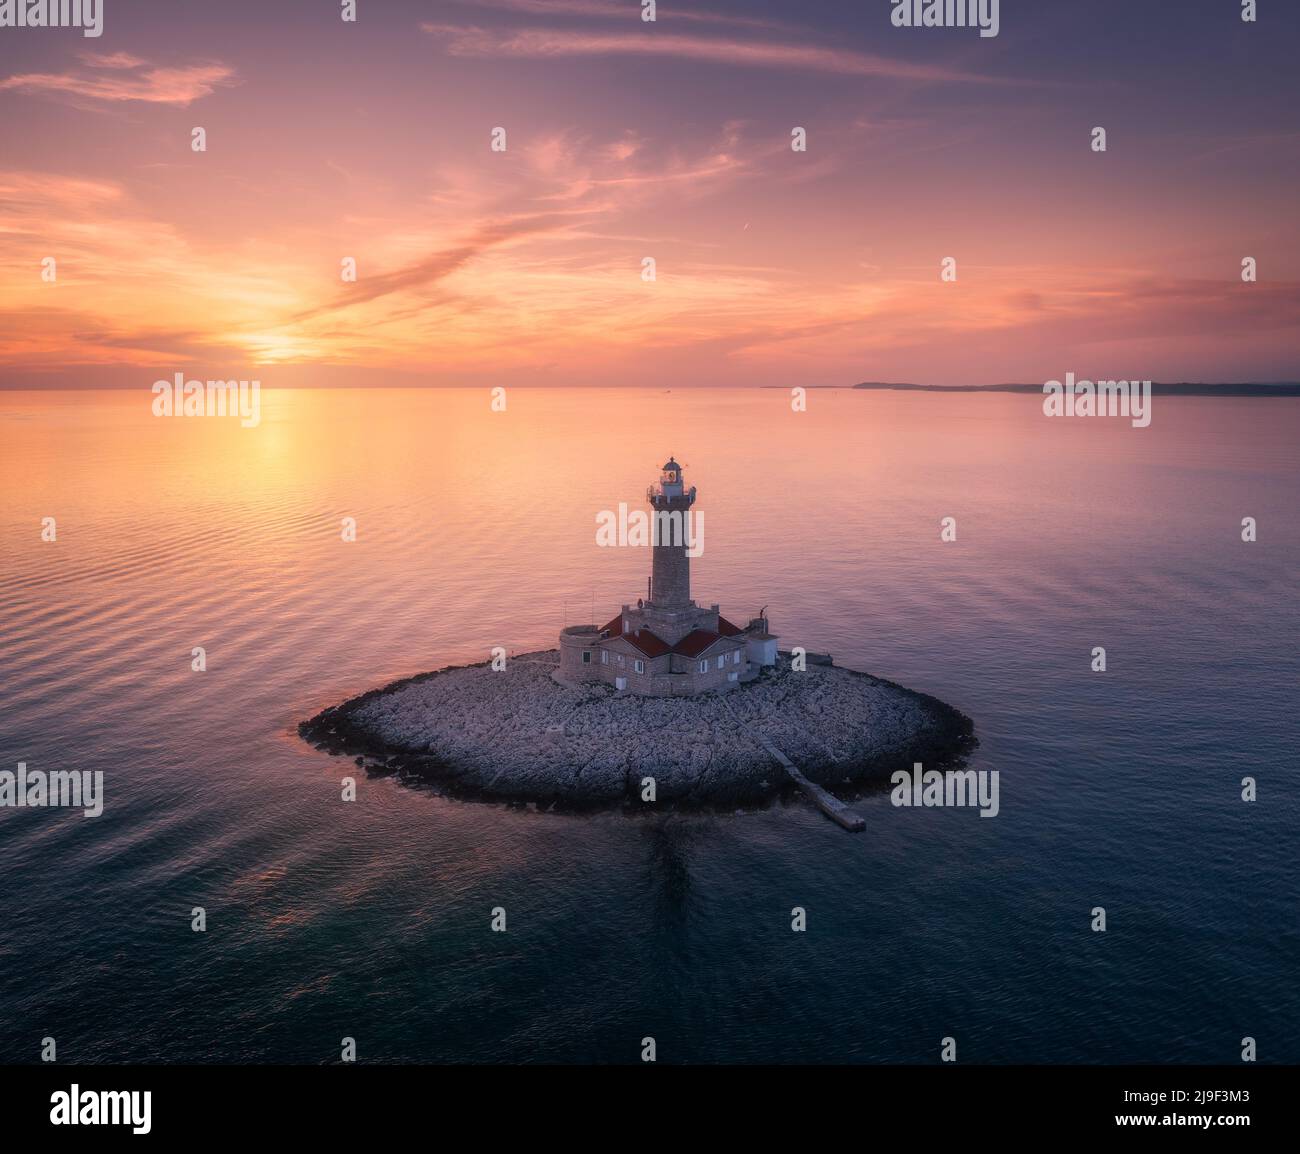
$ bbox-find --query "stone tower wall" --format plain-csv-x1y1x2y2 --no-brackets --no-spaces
649,492,694,609
559,625,601,680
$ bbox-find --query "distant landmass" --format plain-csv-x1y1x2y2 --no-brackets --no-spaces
827,382,1300,396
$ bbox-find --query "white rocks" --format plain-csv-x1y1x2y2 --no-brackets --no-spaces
299,651,974,808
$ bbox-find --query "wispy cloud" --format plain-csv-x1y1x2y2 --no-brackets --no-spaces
523,123,756,204
421,23,1001,83
443,0,792,34
0,56,235,106
291,211,589,323
82,52,147,71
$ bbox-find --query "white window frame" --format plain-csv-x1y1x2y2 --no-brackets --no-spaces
582,651,591,664
634,659,645,674
698,659,707,674
601,650,608,664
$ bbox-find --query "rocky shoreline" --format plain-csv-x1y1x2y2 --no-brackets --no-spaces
299,650,976,811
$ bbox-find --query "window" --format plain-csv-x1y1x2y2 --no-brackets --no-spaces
582,651,591,664
601,650,608,664
634,659,645,674
716,655,724,670
698,660,707,674
728,671,739,682
618,654,624,665
733,651,742,665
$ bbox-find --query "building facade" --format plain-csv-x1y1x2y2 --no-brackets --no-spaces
559,459,778,695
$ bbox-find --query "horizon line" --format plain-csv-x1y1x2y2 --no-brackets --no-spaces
3,381,1300,396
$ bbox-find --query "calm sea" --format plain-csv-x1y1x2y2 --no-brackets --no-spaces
1,387,1297,1063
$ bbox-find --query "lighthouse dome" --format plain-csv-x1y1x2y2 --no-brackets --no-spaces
659,458,685,490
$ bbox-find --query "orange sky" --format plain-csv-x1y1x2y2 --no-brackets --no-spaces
1,0,1298,387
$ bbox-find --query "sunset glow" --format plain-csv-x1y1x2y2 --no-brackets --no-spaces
2,1,1298,388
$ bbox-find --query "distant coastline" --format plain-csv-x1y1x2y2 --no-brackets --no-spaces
771,381,1300,396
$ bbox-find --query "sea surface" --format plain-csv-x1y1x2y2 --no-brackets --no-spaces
1,387,1297,1063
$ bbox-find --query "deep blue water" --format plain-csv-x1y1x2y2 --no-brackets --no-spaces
1,388,1297,1063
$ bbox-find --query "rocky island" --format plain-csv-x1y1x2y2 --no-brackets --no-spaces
299,649,974,809
300,459,974,815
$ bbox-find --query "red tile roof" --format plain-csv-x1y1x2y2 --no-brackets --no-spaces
674,629,747,658
600,614,744,659
602,614,671,656
628,630,671,658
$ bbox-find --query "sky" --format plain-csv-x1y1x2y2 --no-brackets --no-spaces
1,0,1298,388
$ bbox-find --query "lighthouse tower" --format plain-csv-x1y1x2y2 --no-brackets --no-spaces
557,455,777,694
648,457,695,610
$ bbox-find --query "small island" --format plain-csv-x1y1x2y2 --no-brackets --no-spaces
300,459,974,816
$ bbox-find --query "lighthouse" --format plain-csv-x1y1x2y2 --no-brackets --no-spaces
558,457,778,695
647,457,695,610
